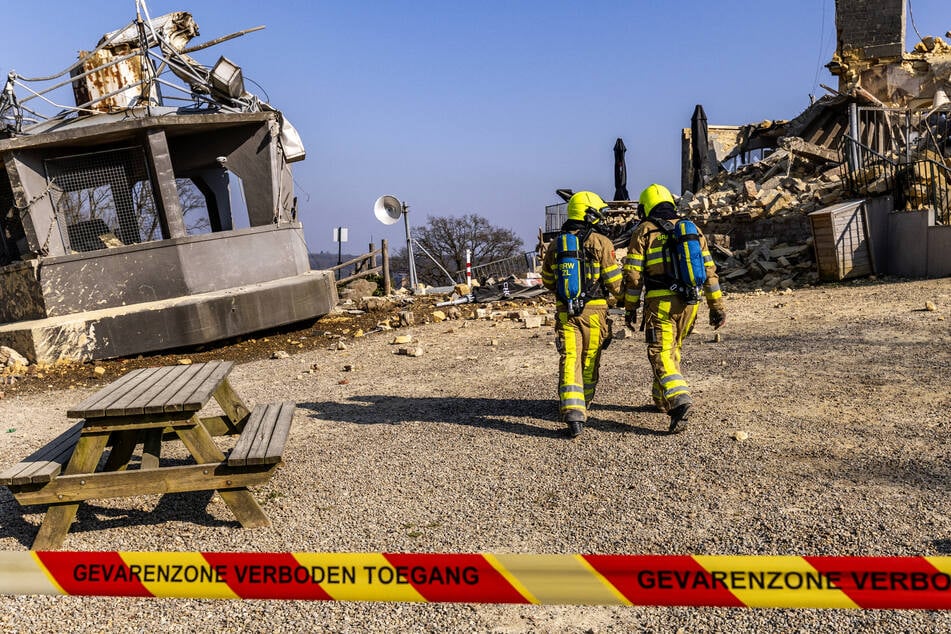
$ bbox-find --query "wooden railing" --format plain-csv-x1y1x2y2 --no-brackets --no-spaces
329,239,391,294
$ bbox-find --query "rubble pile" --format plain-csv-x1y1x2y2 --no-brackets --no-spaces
584,27,951,292
678,137,850,290
588,139,849,292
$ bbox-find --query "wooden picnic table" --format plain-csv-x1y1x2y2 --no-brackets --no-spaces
0,361,295,550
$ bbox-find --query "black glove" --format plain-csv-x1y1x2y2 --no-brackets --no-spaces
625,308,638,328
601,317,614,349
709,308,726,330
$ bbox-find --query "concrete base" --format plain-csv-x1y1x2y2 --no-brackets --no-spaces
0,270,337,363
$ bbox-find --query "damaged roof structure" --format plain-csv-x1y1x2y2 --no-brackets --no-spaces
0,3,336,363
674,0,951,289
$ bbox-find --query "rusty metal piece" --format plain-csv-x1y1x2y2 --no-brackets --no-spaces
72,48,152,113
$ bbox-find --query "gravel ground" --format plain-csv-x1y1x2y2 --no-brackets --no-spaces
0,277,949,633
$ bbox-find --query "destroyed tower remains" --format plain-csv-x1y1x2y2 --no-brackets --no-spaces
0,6,337,364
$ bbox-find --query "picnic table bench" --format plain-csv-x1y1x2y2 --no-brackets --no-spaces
0,361,295,550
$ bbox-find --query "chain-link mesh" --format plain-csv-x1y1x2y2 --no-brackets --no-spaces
45,146,158,253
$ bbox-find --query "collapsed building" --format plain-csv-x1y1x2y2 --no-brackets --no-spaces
679,0,951,288
0,7,336,363
545,0,951,291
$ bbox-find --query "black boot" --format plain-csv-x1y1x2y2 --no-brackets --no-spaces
564,410,584,438
667,403,691,434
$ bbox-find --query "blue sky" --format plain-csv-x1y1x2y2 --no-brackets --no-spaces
1,1,948,256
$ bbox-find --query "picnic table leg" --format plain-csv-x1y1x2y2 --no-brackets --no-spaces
32,431,110,550
175,415,270,528
213,379,251,432
141,429,162,470
102,430,138,471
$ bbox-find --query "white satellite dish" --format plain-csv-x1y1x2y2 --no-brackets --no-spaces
372,194,417,291
373,195,403,226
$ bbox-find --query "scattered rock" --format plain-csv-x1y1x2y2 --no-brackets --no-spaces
340,278,378,300
432,310,447,323
392,335,413,345
0,346,29,368
361,296,392,311
522,316,544,329
271,350,290,359
93,366,106,376
925,300,937,311
733,430,749,441
177,358,193,365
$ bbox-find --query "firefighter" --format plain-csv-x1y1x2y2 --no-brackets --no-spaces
623,183,726,434
541,191,623,438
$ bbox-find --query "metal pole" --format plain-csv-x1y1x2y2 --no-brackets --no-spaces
413,238,456,286
905,110,912,164
336,227,342,280
466,248,472,287
848,102,860,172
402,203,418,291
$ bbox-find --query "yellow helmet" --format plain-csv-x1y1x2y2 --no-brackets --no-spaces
566,191,607,224
638,184,675,217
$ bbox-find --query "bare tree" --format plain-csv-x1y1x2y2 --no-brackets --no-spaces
392,214,523,286
177,178,211,235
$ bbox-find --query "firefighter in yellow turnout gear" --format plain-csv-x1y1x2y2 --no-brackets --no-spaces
542,191,623,438
623,184,726,434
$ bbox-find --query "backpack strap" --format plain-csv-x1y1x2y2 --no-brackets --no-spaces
643,218,678,291
651,217,675,234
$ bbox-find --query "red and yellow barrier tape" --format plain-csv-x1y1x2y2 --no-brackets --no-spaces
1,552,949,608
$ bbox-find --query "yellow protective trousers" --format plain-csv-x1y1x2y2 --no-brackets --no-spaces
555,300,610,421
643,293,698,412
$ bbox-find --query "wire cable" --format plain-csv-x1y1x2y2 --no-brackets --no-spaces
907,0,925,46
811,0,830,96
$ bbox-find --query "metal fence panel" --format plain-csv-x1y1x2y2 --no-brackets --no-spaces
456,251,539,283
45,146,158,253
